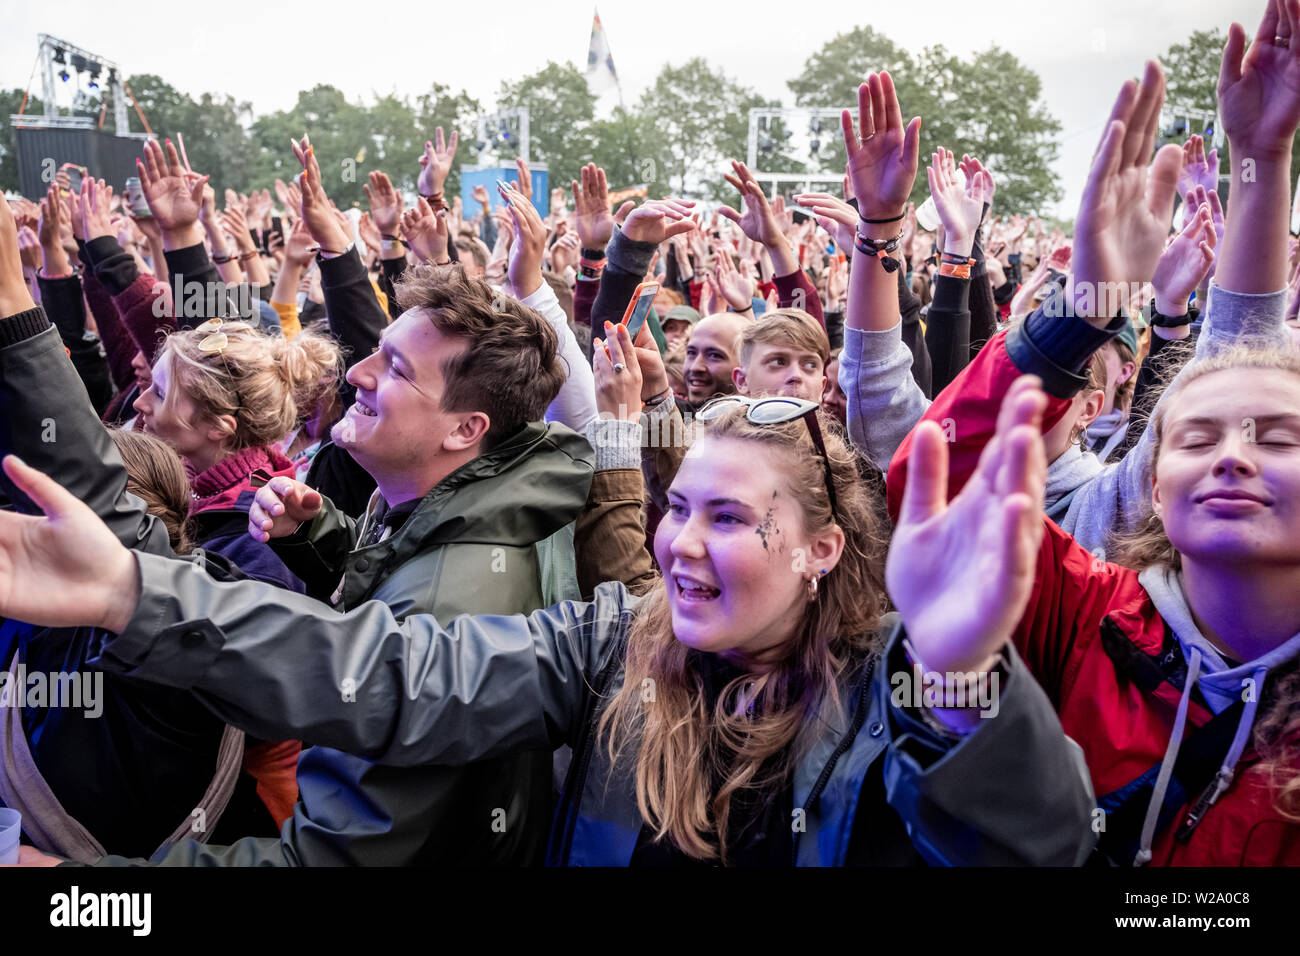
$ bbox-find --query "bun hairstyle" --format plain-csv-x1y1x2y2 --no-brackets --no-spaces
108,428,194,554
157,321,344,452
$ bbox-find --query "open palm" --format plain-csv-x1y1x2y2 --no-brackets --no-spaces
841,71,921,220
138,139,205,231
0,456,134,632
1072,61,1181,306
887,378,1048,674
1220,0,1300,156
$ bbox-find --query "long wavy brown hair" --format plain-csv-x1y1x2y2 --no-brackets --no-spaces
1112,346,1300,820
597,405,889,861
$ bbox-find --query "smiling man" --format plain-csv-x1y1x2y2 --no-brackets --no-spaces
681,311,751,409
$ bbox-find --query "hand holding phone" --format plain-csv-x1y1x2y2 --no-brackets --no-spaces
614,281,659,343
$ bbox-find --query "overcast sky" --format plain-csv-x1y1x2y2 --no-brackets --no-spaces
2,0,1264,214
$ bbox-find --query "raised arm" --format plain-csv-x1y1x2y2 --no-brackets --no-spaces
501,181,598,433
0,455,633,767
0,200,170,553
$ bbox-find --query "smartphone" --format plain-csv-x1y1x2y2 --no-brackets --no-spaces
616,281,659,342
124,177,151,219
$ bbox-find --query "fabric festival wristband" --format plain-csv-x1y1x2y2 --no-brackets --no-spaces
939,262,972,279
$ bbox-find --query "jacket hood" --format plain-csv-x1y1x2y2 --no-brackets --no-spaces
1138,565,1300,715
359,421,595,560
1044,440,1104,507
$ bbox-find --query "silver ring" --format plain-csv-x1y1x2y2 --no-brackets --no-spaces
613,362,626,372
1277,35,1291,48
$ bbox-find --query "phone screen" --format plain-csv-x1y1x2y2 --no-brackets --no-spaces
621,289,657,341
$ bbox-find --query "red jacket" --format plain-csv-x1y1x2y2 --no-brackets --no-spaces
887,329,1300,865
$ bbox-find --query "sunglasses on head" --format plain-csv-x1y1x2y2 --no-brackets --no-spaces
695,395,839,520
194,319,244,414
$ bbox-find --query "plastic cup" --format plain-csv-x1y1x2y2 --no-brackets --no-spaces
0,807,21,864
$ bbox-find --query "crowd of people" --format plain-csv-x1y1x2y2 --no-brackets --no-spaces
1,0,1299,868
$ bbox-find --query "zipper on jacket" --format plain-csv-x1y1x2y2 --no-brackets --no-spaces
790,654,876,865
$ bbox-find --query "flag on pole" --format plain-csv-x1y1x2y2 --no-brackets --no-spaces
586,8,620,95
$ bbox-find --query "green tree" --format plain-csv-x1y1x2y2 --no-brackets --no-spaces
1162,29,1226,109
498,62,596,188
637,58,774,200
924,45,1063,213
122,74,253,195
787,30,1062,212
0,88,45,193
1155,28,1300,202
249,85,373,207
589,106,664,197
788,25,934,121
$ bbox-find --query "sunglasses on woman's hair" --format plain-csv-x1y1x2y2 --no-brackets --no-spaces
194,319,244,414
695,395,839,520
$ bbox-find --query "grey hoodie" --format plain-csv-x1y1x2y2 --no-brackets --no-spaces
839,282,1287,559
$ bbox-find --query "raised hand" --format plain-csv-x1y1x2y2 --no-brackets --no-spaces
1219,0,1300,158
357,211,383,259
720,160,786,248
282,218,318,270
36,185,69,267
16,227,39,271
841,70,922,222
572,163,617,251
620,197,696,246
550,232,580,274
247,475,324,543
1177,134,1219,199
81,177,117,242
513,157,533,202
399,197,449,265
0,198,36,315
220,204,257,255
0,455,139,634
291,134,350,255
592,320,644,423
363,170,404,237
472,184,491,209
887,376,1048,680
502,182,546,297
1071,60,1182,320
1152,201,1217,315
417,126,458,198
927,148,989,258
712,245,755,311
1182,183,1225,286
137,138,208,247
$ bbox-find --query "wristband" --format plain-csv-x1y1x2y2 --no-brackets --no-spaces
642,386,672,408
238,250,258,262
580,247,607,261
212,252,236,264
939,262,972,280
1145,299,1192,328
853,230,903,273
860,212,905,224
